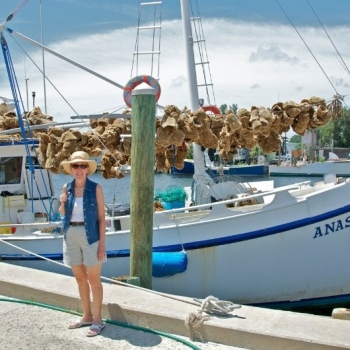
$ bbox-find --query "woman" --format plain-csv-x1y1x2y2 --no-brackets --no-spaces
59,151,106,337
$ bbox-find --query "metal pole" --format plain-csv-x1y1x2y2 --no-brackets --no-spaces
130,84,156,289
40,0,47,114
25,78,29,112
179,0,207,176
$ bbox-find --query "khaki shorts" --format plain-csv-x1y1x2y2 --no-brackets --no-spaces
63,225,107,267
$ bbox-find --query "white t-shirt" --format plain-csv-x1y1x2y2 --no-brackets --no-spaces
70,197,84,222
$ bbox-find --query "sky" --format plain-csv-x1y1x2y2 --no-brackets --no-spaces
0,0,350,136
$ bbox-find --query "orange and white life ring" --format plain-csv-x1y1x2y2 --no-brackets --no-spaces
123,75,161,107
202,105,221,115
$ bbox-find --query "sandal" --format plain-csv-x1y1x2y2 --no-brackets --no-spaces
68,318,93,329
87,323,105,337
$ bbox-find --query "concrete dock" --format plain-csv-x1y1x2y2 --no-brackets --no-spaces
0,263,350,350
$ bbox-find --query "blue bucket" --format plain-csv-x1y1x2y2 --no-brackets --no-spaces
162,201,185,210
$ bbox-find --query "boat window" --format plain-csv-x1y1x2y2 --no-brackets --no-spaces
0,156,22,184
25,156,41,168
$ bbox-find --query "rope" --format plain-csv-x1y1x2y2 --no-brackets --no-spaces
185,311,211,342
0,235,243,322
0,235,214,311
275,0,340,96
185,296,241,342
306,0,350,78
3,33,131,169
195,295,242,315
5,0,29,23
189,0,217,107
0,238,69,268
1,233,242,345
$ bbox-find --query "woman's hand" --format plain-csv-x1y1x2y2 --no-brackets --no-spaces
59,193,68,203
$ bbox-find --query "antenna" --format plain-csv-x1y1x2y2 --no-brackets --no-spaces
40,0,47,114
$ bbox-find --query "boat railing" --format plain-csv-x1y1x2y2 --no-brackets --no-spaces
166,180,311,214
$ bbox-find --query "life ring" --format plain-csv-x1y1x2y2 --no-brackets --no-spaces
202,105,221,115
123,75,161,107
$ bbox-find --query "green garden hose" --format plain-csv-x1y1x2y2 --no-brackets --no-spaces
0,297,200,350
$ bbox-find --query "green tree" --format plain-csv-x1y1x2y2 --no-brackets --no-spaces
289,135,301,143
317,107,350,147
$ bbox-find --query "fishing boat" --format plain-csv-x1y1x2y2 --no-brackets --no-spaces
172,158,269,176
270,152,350,177
270,160,350,177
172,148,268,176
1,0,350,311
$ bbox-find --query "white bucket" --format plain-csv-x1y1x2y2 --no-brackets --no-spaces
18,212,35,224
324,173,337,184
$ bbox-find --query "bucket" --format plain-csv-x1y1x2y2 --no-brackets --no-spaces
35,212,48,222
324,173,336,184
162,201,185,210
18,212,35,224
0,222,12,234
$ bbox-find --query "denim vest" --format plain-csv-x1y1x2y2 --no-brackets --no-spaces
62,178,100,244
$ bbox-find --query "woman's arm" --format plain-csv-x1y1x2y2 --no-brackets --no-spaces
96,184,106,260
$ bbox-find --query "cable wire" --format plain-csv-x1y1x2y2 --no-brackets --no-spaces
5,0,29,23
306,0,350,77
275,0,341,96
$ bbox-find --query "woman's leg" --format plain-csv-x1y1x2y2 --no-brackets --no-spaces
86,263,103,325
71,264,93,322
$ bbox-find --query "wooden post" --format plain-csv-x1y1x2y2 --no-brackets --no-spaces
130,84,156,289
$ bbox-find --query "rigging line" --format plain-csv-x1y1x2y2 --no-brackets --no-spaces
189,0,216,106
275,0,340,95
0,238,70,270
150,2,162,79
306,0,350,77
1,35,34,177
193,0,216,106
8,34,80,116
156,2,163,81
130,0,143,78
336,56,350,81
7,36,124,164
190,0,209,102
5,0,29,23
150,4,157,78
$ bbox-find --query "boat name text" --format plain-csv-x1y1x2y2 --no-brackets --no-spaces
313,216,350,239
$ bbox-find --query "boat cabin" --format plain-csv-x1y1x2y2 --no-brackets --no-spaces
0,140,59,234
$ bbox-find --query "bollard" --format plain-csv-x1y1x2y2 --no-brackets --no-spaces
129,82,157,289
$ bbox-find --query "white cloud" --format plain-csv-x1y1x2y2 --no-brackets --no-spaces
2,18,350,132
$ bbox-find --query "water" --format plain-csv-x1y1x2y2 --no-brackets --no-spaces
51,172,323,204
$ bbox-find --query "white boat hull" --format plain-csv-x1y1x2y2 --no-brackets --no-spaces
2,178,350,309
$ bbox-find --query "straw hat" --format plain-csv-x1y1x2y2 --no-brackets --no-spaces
61,151,97,176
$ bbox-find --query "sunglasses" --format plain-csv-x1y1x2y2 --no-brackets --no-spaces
71,163,89,169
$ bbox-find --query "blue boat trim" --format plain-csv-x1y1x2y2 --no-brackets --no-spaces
1,253,63,261
172,161,268,176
